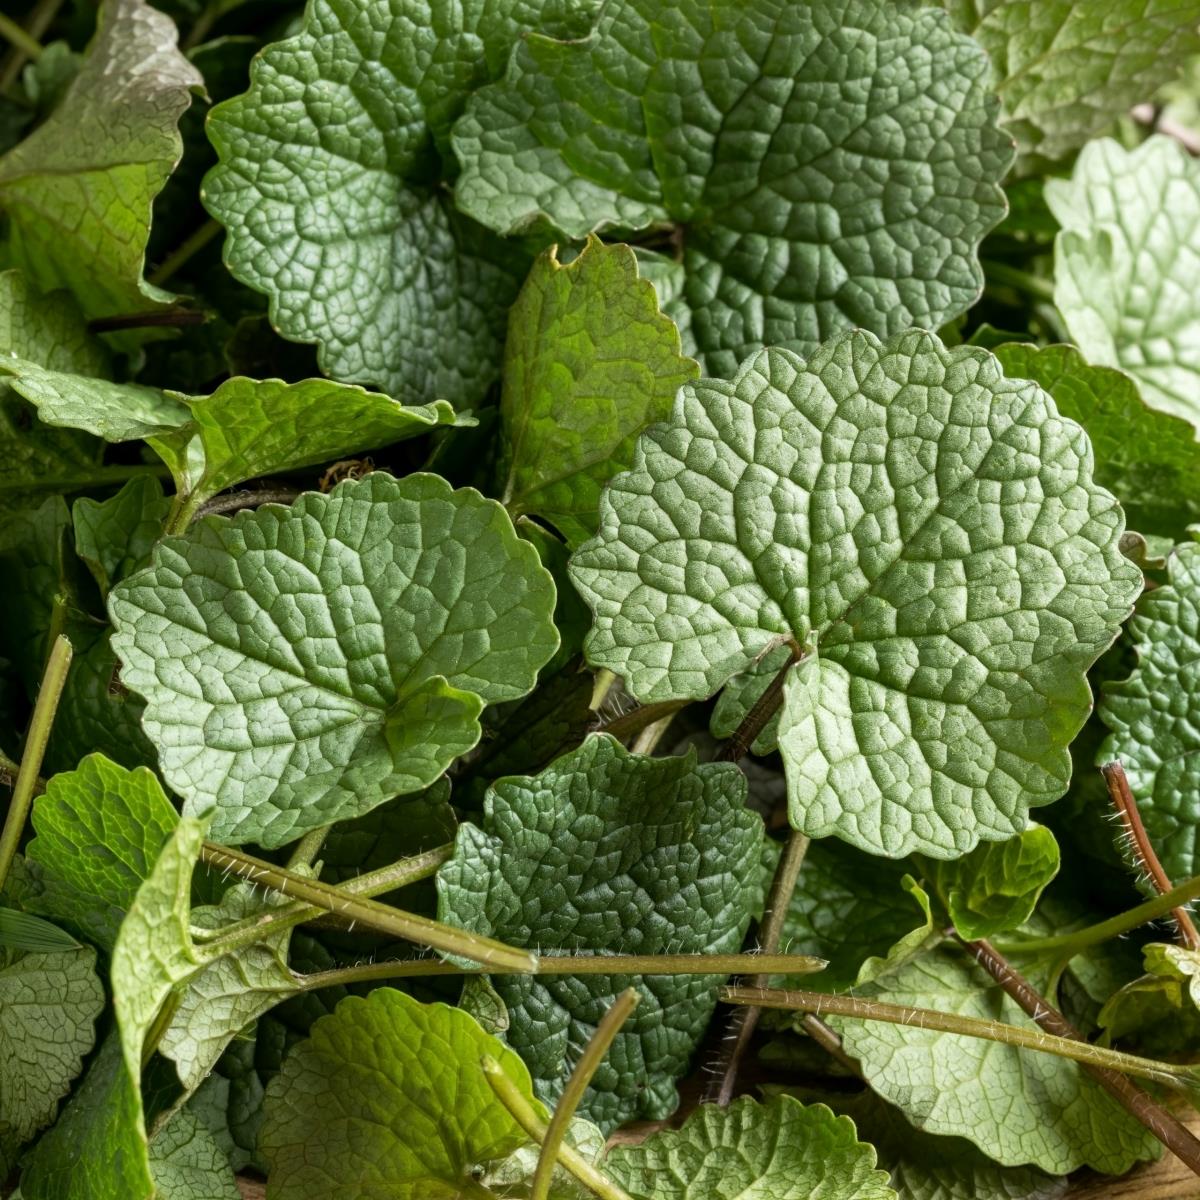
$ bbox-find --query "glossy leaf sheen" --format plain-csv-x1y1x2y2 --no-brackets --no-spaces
437,734,764,1129
570,333,1140,858
260,990,539,1198
110,473,559,846
454,0,1012,374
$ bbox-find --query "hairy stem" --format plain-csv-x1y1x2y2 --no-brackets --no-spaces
199,842,535,972
716,642,801,763
961,935,1200,1175
707,829,811,1104
285,825,330,871
719,985,1198,1092
196,487,302,520
294,952,827,992
596,699,690,744
997,873,1200,957
481,1056,635,1200
1103,761,1200,950
199,843,453,952
0,636,72,894
532,989,639,1200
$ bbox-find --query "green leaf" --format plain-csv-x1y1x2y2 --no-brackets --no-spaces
454,0,1012,374
0,270,110,377
823,1092,1069,1200
774,840,924,993
833,943,1160,1173
110,472,559,846
73,477,171,596
940,1,1200,169
159,882,299,1093
19,1033,153,1200
926,825,1060,941
27,754,179,951
0,0,202,338
1098,943,1200,1052
202,0,589,404
148,1108,240,1200
174,376,465,514
994,342,1200,540
499,237,698,545
1047,136,1200,429
437,733,764,1129
259,989,539,1199
1099,540,1200,881
0,908,80,953
606,1095,896,1200
569,333,1141,859
112,814,208,1111
0,945,104,1148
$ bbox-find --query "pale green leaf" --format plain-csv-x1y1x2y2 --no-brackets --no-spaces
1098,943,1200,1051
569,333,1141,859
500,237,697,545
0,0,202,336
148,1109,240,1200
926,825,1060,941
0,270,110,377
110,472,559,846
941,1,1200,168
437,733,764,1130
0,946,104,1147
27,753,179,951
259,990,539,1199
1047,136,1200,429
994,342,1200,540
606,1095,896,1200
203,0,592,404
834,943,1160,1173
1099,540,1200,881
454,0,1012,374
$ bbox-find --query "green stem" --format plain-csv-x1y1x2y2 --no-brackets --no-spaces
294,951,827,992
148,219,223,288
198,844,453,953
199,842,535,972
997,872,1200,957
981,260,1056,303
532,989,639,1200
720,985,1199,1092
0,636,72,894
286,825,330,871
709,829,811,1104
481,1057,636,1200
0,11,43,61
0,0,60,90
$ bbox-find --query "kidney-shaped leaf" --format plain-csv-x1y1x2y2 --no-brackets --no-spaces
110,473,559,846
437,733,764,1130
569,333,1141,858
454,0,1012,375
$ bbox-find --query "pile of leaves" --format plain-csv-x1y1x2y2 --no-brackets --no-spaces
3,0,1200,1196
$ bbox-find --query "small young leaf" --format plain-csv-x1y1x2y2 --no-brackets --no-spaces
1098,943,1200,1052
1099,540,1200,880
0,0,203,338
994,341,1200,540
499,237,698,545
940,1,1200,168
26,754,179,951
1048,136,1200,429
605,1095,897,1200
437,733,764,1129
0,908,80,953
73,477,171,596
0,946,104,1149
570,333,1141,859
259,990,539,1199
454,0,1012,373
110,473,559,846
927,825,1061,942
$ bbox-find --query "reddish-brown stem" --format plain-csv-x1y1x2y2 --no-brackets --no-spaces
88,308,206,333
960,935,1200,1177
716,642,801,763
1103,762,1200,951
